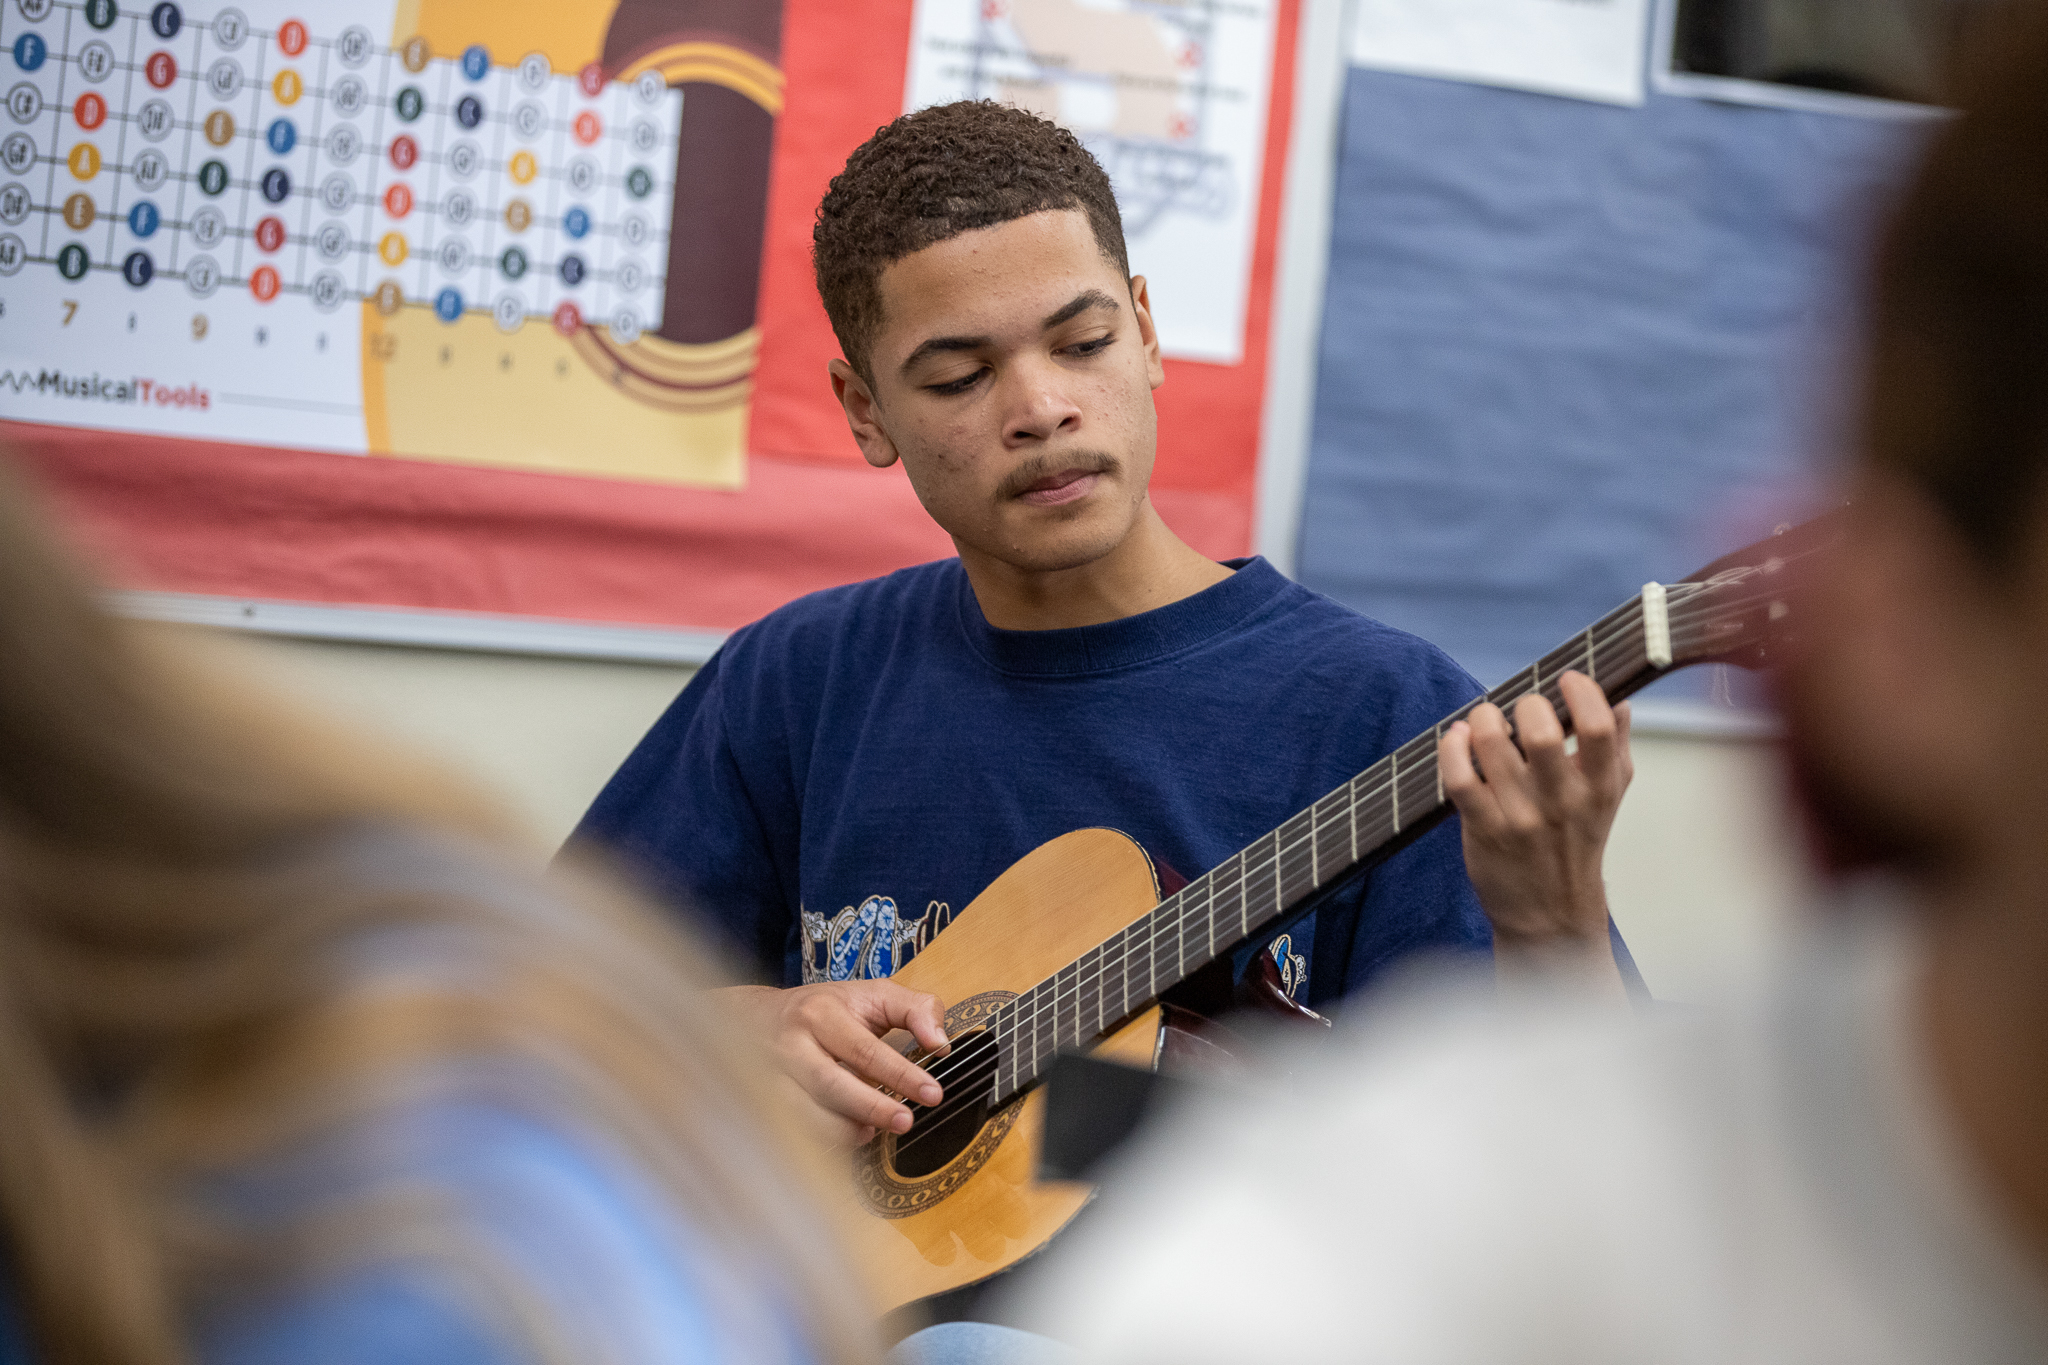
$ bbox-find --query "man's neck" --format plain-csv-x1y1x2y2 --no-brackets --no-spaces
959,502,1235,631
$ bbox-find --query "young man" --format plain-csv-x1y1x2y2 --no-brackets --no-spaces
1026,15,2048,1360
573,102,1640,1144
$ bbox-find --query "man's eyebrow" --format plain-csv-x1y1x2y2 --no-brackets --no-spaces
896,290,1122,378
1043,289,1121,330
899,334,992,377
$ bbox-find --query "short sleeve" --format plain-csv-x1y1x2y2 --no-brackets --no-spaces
568,649,797,983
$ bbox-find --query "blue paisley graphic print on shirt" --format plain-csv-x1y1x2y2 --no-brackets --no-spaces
798,896,955,984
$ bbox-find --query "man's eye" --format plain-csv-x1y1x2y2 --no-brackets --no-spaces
1066,335,1113,357
927,368,985,395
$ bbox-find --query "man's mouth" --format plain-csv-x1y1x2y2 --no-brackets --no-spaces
1016,468,1101,506
1001,456,1119,507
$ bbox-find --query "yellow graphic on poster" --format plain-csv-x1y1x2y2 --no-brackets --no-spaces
0,0,783,489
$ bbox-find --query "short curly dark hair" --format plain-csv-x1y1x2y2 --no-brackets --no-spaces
813,101,1129,382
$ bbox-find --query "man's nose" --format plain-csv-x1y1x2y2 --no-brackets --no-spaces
1002,362,1083,445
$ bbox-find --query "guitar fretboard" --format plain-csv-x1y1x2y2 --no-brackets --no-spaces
984,582,1706,1104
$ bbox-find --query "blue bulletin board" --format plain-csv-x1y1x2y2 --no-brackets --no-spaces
1293,66,1931,696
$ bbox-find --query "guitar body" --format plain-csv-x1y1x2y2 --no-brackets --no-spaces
840,828,1166,1315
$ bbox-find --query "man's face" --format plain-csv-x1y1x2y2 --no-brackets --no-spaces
829,209,1166,575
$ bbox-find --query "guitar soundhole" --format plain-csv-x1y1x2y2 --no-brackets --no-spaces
892,1028,1000,1179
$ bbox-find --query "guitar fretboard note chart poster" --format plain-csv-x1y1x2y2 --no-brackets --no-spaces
0,0,755,487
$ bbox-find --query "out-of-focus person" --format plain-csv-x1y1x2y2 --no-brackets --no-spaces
0,456,875,1365
1011,7,2048,1362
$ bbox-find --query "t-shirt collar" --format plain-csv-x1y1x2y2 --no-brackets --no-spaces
954,555,1283,676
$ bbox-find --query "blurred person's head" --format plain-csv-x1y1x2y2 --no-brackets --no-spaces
1782,4,2048,908
0,459,873,1365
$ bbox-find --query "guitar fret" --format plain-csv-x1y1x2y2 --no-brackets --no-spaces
1390,750,1401,833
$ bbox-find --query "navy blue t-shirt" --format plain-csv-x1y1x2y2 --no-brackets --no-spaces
575,556,1627,1009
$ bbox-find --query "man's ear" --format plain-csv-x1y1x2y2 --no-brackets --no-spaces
1128,275,1166,391
829,358,901,470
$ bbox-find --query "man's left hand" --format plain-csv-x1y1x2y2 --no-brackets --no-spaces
1438,671,1632,996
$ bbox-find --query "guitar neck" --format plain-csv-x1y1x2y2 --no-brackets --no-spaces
986,581,1705,1104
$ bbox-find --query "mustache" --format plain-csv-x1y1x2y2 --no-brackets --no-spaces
995,452,1122,501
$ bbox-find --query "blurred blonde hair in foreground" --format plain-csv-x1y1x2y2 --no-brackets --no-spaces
0,452,875,1365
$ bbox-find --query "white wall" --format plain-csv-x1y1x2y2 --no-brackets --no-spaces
209,628,1813,1002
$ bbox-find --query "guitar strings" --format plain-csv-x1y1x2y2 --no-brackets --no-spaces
898,576,1788,1142
909,594,1682,1110
905,597,1671,1121
990,602,1666,1071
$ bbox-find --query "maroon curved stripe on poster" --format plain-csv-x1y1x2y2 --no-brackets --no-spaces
602,1,786,347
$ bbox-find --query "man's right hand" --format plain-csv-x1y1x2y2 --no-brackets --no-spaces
719,980,951,1146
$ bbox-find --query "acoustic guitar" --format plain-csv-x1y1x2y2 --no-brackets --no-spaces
841,516,1831,1314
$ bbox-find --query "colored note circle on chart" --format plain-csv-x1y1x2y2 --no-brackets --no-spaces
145,51,176,88
382,183,411,217
434,287,462,322
508,151,536,184
204,109,233,146
578,62,604,97
395,87,423,123
56,242,88,280
552,300,581,335
503,198,531,231
259,167,289,203
249,264,279,301
266,117,295,154
277,20,306,57
127,199,159,237
461,44,489,81
12,34,47,73
456,95,482,130
401,36,430,73
121,249,152,287
272,70,302,106
84,0,116,30
67,143,100,180
389,134,416,170
625,166,653,199
378,232,407,266
253,215,284,251
499,245,526,279
149,2,180,38
573,110,600,145
61,192,93,229
74,93,106,130
196,159,228,195
373,279,403,314
558,254,585,287
562,206,589,239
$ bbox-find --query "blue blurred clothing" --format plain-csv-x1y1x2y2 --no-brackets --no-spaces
574,557,1638,1007
0,831,821,1365
197,1094,813,1365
